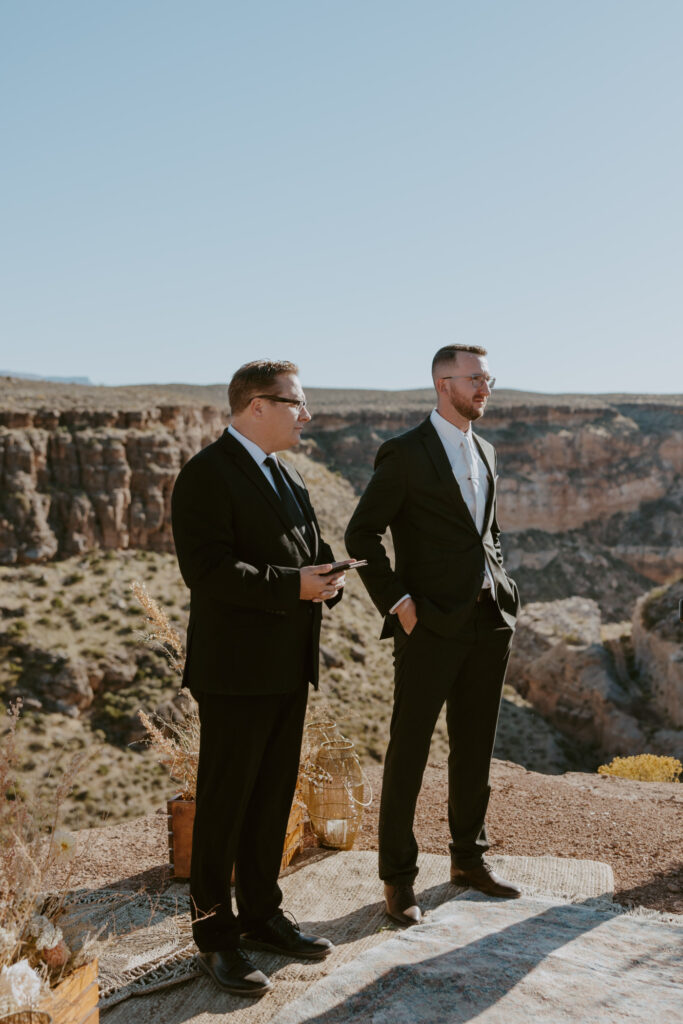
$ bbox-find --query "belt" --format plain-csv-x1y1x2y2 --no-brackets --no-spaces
476,588,494,603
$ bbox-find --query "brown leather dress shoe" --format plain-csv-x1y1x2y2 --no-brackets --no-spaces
384,883,422,926
450,863,522,898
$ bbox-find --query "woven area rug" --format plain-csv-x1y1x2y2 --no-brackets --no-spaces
97,851,616,1021
269,892,683,1024
62,887,199,1008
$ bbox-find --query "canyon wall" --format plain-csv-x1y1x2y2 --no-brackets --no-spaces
1,380,681,778
2,391,681,597
0,405,224,564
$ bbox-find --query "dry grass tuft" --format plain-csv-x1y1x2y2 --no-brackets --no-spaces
131,579,198,798
136,705,199,801
130,580,185,675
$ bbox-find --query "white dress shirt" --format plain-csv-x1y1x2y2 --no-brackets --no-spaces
391,409,494,613
429,409,491,547
227,425,303,513
228,423,281,486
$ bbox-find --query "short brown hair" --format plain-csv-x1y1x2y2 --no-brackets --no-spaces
431,344,487,380
228,359,299,414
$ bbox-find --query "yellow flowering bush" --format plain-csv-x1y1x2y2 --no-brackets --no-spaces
598,754,682,783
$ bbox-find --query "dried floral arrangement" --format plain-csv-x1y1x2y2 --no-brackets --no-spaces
131,582,339,801
130,581,198,799
0,700,95,1016
598,754,682,783
129,581,185,676
136,705,199,802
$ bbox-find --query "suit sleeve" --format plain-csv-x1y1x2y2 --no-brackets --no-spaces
171,457,301,611
344,441,409,616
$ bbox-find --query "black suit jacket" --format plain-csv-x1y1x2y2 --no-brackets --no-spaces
172,429,339,695
345,417,520,638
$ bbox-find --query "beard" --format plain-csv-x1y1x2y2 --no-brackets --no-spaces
448,392,486,422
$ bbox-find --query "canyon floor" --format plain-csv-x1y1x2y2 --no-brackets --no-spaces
2,544,594,832
55,760,683,916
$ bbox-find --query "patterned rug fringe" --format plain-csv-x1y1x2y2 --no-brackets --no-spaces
62,887,198,1009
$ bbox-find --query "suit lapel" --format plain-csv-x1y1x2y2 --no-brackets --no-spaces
418,419,480,536
218,431,312,558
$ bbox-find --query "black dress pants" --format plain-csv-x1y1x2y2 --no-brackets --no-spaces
190,684,309,951
378,595,513,885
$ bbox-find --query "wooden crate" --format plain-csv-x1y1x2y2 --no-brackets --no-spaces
38,958,99,1024
167,793,305,880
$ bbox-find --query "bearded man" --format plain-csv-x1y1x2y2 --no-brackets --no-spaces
345,344,522,925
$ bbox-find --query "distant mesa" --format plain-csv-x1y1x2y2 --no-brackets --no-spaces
0,370,92,384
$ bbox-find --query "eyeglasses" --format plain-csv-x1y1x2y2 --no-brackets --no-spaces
440,375,496,390
253,394,308,414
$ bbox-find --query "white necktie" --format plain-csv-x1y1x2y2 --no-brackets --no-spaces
462,435,479,528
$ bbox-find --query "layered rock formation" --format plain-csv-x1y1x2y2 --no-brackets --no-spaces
2,383,680,596
508,592,683,759
632,578,683,731
0,405,224,564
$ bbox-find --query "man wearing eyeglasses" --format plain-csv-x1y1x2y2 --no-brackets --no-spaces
172,360,345,997
345,344,522,926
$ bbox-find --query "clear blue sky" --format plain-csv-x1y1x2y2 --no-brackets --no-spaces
2,1,681,393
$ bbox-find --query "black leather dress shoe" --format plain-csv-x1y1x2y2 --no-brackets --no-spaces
241,911,333,960
198,949,272,996
450,863,522,898
384,883,422,926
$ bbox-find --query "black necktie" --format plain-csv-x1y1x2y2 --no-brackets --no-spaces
264,456,308,531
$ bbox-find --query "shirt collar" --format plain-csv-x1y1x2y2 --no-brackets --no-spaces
227,423,272,467
430,408,473,448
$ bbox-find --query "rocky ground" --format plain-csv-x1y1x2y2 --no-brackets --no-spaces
50,760,683,915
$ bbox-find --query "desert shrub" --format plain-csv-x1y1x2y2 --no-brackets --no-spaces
598,754,682,783
62,573,84,586
639,579,683,641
